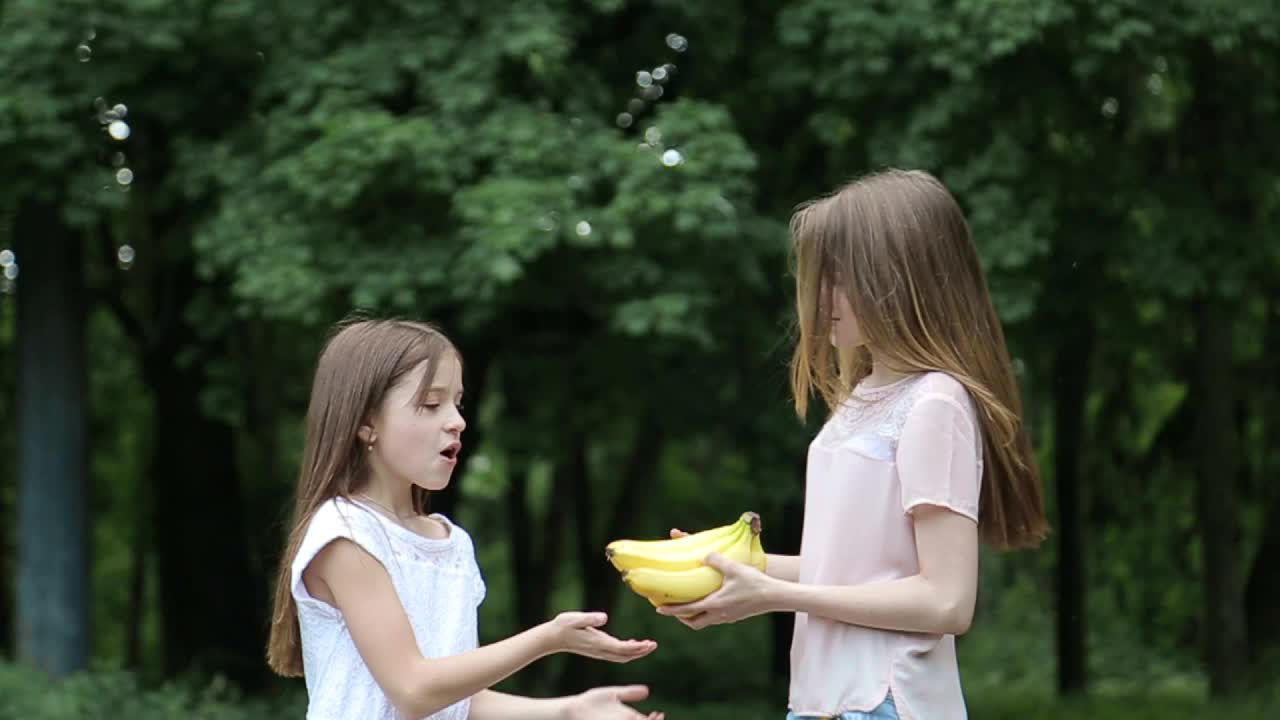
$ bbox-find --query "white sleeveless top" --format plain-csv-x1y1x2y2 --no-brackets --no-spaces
292,497,486,720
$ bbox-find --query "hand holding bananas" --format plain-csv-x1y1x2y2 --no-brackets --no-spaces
606,512,767,610
538,611,658,662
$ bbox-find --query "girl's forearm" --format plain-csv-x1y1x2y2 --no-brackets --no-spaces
402,624,555,718
763,574,973,636
764,553,800,583
467,689,569,720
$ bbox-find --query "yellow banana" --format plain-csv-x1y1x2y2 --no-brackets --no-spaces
623,565,726,605
606,516,750,572
616,512,768,606
749,532,766,573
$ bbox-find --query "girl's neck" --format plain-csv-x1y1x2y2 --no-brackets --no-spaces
863,354,914,389
357,479,418,519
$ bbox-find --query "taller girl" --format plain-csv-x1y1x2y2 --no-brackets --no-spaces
658,169,1049,720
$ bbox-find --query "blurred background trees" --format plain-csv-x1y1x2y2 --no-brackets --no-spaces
1,0,1277,716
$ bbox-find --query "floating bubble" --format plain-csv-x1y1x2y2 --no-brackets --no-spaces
111,103,127,119
567,175,585,190
116,168,134,185
117,244,136,265
575,220,592,237
652,66,668,82
661,149,684,167
538,215,556,232
644,126,662,145
108,120,131,140
76,44,92,62
94,96,108,111
627,98,645,115
85,28,97,41
0,278,13,294
642,85,664,101
666,34,688,52
636,70,653,88
1147,74,1163,94
1155,56,1168,73
1101,97,1119,117
616,112,634,129
4,264,18,280
0,250,12,267
112,152,127,167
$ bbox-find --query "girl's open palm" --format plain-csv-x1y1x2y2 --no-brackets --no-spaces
548,612,657,663
566,685,664,720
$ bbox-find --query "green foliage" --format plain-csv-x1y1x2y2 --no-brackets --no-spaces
2,0,1280,704
0,660,1275,719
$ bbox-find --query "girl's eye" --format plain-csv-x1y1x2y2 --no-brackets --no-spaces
418,403,440,413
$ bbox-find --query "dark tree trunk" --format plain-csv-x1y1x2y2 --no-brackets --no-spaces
1244,290,1280,667
142,262,261,689
1193,298,1247,696
561,420,662,693
770,464,805,684
1052,313,1093,695
15,219,90,677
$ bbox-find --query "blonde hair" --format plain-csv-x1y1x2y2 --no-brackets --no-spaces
790,168,1048,550
266,317,460,676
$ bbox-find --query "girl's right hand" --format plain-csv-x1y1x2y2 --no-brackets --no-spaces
543,612,657,663
564,685,664,720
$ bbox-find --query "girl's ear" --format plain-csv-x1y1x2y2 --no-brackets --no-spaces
357,424,375,444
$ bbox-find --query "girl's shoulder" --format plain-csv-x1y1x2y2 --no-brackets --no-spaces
299,497,392,553
913,371,973,404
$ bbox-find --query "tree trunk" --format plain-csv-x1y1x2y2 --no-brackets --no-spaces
143,263,261,689
1244,290,1280,669
124,501,148,670
1193,298,1247,695
1053,315,1093,695
770,461,805,684
14,220,90,677
561,420,662,693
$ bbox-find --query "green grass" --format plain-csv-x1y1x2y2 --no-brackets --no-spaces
0,661,1276,720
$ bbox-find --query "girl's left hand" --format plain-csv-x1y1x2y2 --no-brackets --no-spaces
654,552,774,630
564,685,664,720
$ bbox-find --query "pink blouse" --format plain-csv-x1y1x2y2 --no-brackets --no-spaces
789,372,982,720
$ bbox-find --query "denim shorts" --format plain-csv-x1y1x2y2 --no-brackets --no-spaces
786,693,898,720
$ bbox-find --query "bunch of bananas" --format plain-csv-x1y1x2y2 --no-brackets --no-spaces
606,512,766,606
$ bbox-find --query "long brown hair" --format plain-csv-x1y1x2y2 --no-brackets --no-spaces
266,317,461,676
789,168,1048,550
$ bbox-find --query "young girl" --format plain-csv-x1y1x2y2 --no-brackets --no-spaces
267,318,664,720
657,169,1049,720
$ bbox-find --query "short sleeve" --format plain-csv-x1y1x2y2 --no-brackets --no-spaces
291,499,397,615
896,391,982,522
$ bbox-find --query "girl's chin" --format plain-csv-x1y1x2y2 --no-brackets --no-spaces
413,476,451,492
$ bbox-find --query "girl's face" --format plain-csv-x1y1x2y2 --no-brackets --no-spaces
364,353,466,492
828,278,865,349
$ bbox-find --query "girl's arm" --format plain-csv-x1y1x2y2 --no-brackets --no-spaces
469,686,662,720
765,506,977,634
310,539,657,719
658,505,978,635
763,553,800,583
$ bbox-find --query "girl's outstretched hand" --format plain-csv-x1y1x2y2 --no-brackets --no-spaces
655,551,774,630
565,685,664,720
544,612,657,663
